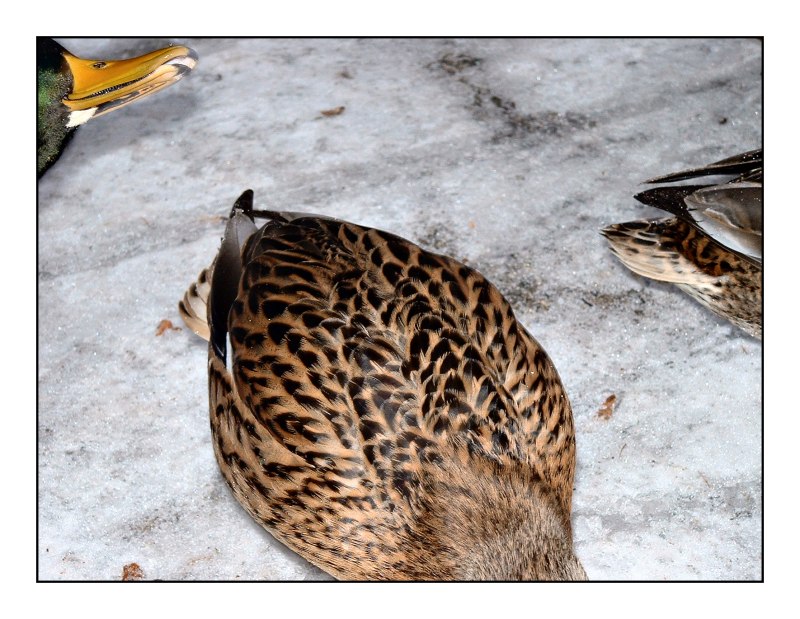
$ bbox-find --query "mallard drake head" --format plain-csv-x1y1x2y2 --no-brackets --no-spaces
37,37,197,178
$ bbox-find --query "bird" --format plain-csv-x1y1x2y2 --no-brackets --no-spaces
179,190,587,580
37,37,197,178
601,149,762,339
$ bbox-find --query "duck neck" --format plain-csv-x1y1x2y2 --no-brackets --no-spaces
37,47,74,177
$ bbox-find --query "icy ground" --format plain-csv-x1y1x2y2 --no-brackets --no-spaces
37,38,762,581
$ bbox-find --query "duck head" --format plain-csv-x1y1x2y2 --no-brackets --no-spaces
37,37,197,177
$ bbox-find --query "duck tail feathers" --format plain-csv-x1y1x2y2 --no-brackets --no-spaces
179,267,213,341
600,219,706,285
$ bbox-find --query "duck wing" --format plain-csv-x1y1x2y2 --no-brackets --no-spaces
635,150,763,263
643,149,762,184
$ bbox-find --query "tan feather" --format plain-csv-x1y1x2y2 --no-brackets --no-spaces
178,267,212,341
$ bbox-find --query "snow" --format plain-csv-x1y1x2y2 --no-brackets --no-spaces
37,38,761,581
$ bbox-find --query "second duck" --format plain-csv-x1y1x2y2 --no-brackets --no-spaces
602,149,762,339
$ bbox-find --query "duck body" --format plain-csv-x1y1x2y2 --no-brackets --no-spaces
180,191,586,580
37,37,197,178
601,149,762,339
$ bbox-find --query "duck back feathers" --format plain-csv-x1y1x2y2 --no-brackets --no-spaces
182,191,585,580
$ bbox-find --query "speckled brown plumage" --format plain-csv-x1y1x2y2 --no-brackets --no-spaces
180,190,586,580
601,149,762,339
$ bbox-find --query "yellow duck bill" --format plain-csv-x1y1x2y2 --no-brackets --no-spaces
61,43,198,126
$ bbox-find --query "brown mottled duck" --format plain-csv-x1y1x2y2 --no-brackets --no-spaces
601,149,762,339
179,190,586,581
37,37,197,178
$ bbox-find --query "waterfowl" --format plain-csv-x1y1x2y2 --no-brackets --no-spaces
37,37,197,177
179,190,586,580
601,149,762,339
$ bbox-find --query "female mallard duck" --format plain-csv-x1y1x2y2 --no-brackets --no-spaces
37,37,197,178
601,149,762,339
179,190,586,580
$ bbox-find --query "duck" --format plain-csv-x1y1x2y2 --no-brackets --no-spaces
179,190,587,580
37,37,197,178
601,149,762,339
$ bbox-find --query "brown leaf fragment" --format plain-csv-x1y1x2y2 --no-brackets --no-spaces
321,105,345,117
156,319,181,336
597,394,617,419
122,562,145,581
